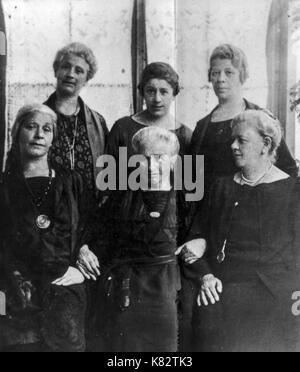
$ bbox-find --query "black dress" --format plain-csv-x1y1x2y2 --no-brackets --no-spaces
0,169,88,352
189,176,300,352
95,116,192,352
96,190,180,352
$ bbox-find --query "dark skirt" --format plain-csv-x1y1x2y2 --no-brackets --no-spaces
192,280,300,352
97,263,180,352
2,283,87,352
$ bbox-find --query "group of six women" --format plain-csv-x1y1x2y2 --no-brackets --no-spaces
0,41,299,352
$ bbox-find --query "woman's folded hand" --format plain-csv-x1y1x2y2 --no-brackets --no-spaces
197,274,223,306
175,239,207,265
52,266,85,286
77,245,101,281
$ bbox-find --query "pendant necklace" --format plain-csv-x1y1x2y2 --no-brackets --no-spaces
24,168,53,230
217,201,239,263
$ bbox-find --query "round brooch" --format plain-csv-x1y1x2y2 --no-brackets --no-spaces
36,215,51,230
150,212,161,218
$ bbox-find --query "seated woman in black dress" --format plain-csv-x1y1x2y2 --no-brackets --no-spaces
89,127,186,352
186,110,300,352
190,44,297,199
0,104,91,352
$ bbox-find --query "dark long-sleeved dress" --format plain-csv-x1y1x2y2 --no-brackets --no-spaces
95,117,192,351
0,169,89,352
96,189,180,352
188,176,300,352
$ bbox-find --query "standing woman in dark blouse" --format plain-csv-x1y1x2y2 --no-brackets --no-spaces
186,110,300,352
44,42,108,201
190,44,297,197
1,104,90,352
106,62,192,163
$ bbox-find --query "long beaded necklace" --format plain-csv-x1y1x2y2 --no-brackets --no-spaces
24,168,54,230
63,115,78,171
59,103,80,171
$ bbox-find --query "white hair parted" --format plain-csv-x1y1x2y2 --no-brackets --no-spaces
12,103,58,144
231,109,282,162
132,126,180,156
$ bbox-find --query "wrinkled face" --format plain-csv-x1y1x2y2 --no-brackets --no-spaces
231,121,268,170
139,141,177,191
210,58,242,101
18,112,54,159
55,53,89,97
143,79,175,118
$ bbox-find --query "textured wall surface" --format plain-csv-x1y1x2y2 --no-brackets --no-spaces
3,0,134,141
3,0,276,140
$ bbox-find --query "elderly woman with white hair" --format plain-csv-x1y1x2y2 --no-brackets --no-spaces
186,110,300,352
93,126,183,352
45,42,108,201
0,104,92,351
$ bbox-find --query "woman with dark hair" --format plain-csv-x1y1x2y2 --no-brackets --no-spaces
45,42,108,201
190,44,297,198
107,62,191,159
0,104,91,352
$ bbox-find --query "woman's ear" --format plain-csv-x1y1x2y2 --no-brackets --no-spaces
262,136,272,154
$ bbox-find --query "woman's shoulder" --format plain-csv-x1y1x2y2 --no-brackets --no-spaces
195,112,212,128
110,116,140,133
244,99,261,111
175,123,193,144
83,102,108,129
114,115,136,126
90,109,107,124
268,166,290,182
176,123,192,135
